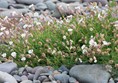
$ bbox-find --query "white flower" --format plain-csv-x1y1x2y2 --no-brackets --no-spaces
93,56,97,63
81,45,88,54
4,16,8,21
81,45,86,50
20,18,23,21
102,41,111,46
29,4,34,8
78,18,83,24
52,50,56,54
0,27,6,31
94,59,97,63
79,58,82,63
21,57,26,61
91,35,94,38
63,35,66,40
11,11,17,16
57,20,63,24
1,53,6,58
34,12,39,17
0,32,3,36
68,28,73,32
82,49,88,54
70,40,73,43
9,41,13,45
67,15,73,19
89,38,98,47
23,24,28,29
21,33,26,38
34,21,41,25
11,52,17,58
66,19,70,23
5,30,9,35
98,13,101,18
102,10,106,15
28,49,33,54
89,28,93,31
75,6,81,10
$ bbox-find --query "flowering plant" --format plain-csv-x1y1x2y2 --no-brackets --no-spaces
0,2,118,74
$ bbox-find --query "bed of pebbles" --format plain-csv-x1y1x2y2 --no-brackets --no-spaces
0,0,117,18
0,62,117,83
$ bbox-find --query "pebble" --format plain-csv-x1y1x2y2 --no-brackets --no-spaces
61,0,82,3
38,76,48,82
0,1,9,8
69,77,77,83
33,67,46,80
32,66,43,74
69,64,114,83
0,71,17,83
58,65,69,73
25,67,33,73
45,0,56,10
9,4,27,9
21,80,33,83
16,0,44,5
53,73,70,83
33,80,41,83
27,74,34,80
35,3,48,11
21,75,28,81
18,67,25,76
6,0,16,4
14,75,21,82
0,62,17,73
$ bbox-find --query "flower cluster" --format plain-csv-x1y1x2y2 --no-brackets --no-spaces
0,2,118,72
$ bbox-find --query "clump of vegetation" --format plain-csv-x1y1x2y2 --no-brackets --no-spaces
0,1,118,76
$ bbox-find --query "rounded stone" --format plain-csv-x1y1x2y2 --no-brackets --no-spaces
10,70,18,75
16,0,44,5
0,71,17,83
61,0,82,3
0,62,17,73
33,80,41,83
0,9,30,17
13,75,21,82
32,66,43,74
69,64,113,83
69,77,77,83
58,65,69,73
0,1,9,8
18,67,25,76
21,80,33,83
35,3,48,11
38,76,48,82
27,74,34,80
9,4,27,9
21,75,28,81
33,67,50,80
45,1,56,10
54,74,70,83
25,67,33,73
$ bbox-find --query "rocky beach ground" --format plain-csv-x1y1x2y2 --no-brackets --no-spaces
0,0,118,83
0,0,117,18
0,62,116,83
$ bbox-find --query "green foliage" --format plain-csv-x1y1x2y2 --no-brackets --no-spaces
0,1,118,76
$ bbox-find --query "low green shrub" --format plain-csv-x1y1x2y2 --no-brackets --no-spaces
0,2,118,73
